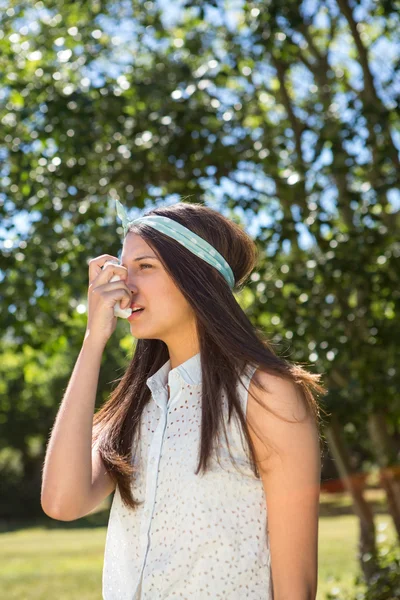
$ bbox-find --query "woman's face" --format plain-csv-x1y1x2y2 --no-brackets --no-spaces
120,232,196,343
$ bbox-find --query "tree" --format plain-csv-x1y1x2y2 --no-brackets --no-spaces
1,1,399,586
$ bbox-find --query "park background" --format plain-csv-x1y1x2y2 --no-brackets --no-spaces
0,0,399,598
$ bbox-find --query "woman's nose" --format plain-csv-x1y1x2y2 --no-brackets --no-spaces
125,274,138,292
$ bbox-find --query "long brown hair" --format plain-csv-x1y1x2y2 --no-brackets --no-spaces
92,201,328,510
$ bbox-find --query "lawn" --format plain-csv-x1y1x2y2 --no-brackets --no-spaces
1,489,397,599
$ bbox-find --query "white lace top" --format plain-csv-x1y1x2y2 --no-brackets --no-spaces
102,352,272,599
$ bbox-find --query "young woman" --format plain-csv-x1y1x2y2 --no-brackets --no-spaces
41,200,327,600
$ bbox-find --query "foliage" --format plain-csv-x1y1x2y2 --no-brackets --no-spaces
325,541,400,600
0,0,399,517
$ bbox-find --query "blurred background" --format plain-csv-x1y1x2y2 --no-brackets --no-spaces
0,0,399,598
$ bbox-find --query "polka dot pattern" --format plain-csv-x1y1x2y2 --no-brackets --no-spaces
102,353,272,599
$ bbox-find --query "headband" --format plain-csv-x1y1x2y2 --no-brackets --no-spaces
115,199,235,289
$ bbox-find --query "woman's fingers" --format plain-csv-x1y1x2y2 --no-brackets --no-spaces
88,255,124,286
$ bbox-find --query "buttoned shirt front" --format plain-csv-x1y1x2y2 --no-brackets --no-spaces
102,352,272,599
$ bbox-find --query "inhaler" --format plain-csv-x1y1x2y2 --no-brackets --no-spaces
102,260,132,319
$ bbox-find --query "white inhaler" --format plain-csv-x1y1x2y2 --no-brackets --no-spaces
102,260,132,319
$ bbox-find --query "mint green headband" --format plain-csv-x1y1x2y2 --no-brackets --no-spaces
115,199,235,289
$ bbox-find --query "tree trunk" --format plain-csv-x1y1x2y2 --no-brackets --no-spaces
325,414,378,581
367,411,400,538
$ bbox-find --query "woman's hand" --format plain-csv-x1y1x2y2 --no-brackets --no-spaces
84,254,132,345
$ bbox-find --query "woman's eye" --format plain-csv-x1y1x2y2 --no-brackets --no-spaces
139,263,152,270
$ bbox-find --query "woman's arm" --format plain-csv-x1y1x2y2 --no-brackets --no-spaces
41,335,106,520
247,371,322,600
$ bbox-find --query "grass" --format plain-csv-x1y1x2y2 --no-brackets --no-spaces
0,488,397,599
2,525,107,600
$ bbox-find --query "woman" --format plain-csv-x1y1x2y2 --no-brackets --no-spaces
42,200,326,600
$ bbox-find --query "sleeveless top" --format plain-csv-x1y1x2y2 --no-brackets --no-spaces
102,352,273,599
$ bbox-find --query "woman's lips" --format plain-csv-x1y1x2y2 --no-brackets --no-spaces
128,308,145,321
